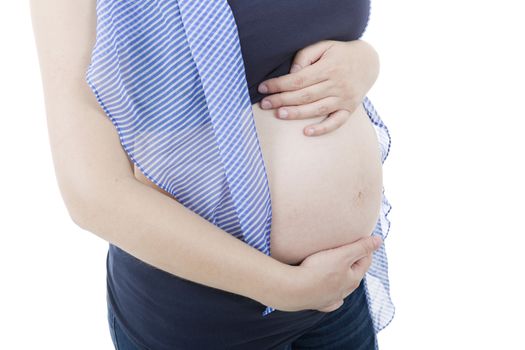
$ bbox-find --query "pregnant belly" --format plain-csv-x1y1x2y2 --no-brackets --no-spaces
133,101,383,266
252,102,383,265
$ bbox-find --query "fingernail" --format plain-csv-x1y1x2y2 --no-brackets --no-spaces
306,128,315,135
290,64,302,73
258,83,268,93
261,99,272,109
373,236,383,247
278,109,288,119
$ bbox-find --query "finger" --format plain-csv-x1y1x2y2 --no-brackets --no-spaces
259,80,334,110
345,235,383,264
258,62,329,95
350,253,373,279
290,40,337,73
276,96,340,120
303,109,352,137
318,299,344,313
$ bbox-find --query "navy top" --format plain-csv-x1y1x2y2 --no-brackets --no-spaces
227,0,371,104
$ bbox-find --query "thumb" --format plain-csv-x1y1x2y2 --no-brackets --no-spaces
290,40,335,73
345,235,383,264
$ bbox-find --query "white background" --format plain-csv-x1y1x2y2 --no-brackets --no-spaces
1,1,524,349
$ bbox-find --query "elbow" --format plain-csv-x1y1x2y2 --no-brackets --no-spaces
59,174,135,243
51,155,136,234
57,176,115,234
60,183,98,232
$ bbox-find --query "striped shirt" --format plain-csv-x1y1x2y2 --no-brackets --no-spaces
86,0,395,334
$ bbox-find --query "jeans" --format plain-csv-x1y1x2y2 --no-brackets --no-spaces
107,277,379,350
108,301,143,350
280,278,379,350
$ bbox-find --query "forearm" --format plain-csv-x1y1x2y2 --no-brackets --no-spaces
71,176,293,308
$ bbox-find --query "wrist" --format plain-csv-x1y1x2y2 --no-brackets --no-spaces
254,261,301,310
267,263,314,311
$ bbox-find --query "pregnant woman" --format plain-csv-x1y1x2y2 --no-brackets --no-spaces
30,0,394,349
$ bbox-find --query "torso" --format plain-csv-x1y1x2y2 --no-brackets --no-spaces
133,0,380,266
134,101,383,266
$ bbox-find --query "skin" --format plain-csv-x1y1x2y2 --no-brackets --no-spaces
29,0,382,314
258,39,380,137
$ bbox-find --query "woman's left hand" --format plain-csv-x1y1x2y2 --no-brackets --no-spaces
257,39,380,137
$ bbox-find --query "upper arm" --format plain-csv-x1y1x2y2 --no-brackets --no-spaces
30,0,135,217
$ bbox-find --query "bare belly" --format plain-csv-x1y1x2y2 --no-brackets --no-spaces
133,101,383,266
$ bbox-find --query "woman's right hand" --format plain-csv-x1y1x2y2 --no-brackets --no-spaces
277,235,383,313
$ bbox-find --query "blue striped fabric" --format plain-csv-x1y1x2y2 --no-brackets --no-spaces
85,0,394,334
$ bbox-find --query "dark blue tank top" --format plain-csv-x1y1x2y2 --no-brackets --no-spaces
227,0,371,104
